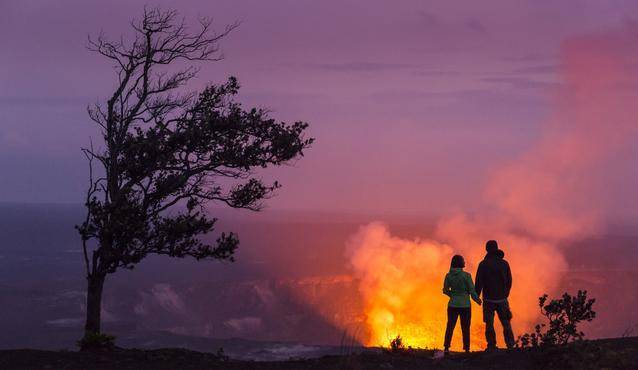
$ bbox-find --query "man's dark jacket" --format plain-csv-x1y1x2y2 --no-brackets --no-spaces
475,251,512,301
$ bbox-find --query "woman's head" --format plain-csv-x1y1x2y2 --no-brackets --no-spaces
450,254,465,269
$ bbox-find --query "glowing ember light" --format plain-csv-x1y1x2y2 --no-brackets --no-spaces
347,222,566,350
346,223,454,348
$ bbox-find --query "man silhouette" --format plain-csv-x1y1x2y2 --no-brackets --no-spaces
475,240,515,350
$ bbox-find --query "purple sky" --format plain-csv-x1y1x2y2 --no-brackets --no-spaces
1,0,638,217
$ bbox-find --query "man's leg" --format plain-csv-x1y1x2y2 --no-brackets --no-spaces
496,301,515,349
444,307,459,350
483,302,497,349
501,320,515,349
459,307,471,351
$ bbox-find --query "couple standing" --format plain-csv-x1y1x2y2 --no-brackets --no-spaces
442,240,515,353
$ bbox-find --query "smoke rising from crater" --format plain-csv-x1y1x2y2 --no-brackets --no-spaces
346,25,638,349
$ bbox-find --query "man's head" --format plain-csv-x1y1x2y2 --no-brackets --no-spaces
486,240,498,253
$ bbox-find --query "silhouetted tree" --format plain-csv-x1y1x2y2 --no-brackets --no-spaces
77,8,312,345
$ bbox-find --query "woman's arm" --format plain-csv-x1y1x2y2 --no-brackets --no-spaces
442,274,452,297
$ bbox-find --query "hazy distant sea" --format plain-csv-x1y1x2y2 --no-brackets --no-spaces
0,203,366,359
1,203,637,358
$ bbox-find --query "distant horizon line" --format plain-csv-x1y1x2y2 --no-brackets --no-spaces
0,200,445,218
1,201,637,228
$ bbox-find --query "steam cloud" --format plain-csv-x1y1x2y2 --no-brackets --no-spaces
347,25,638,349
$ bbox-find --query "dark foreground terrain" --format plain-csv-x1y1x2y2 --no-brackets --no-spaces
1,337,637,370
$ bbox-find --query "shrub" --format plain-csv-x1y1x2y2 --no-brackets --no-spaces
77,332,116,351
389,335,406,352
518,290,596,348
215,347,229,361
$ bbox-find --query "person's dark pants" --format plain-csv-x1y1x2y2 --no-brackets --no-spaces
444,306,471,351
483,300,515,349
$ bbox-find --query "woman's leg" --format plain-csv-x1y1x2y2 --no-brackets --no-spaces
460,307,471,351
444,307,459,350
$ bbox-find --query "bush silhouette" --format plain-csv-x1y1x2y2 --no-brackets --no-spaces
389,335,406,352
518,290,596,348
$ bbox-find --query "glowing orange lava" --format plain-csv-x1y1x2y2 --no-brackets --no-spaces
347,221,566,350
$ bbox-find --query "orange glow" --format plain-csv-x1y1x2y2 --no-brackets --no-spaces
341,27,638,350
292,25,638,351
346,223,456,348
346,221,566,350
350,224,452,347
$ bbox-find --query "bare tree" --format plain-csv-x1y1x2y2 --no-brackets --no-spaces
77,8,312,346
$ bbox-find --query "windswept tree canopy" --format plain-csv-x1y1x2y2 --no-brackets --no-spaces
78,8,313,278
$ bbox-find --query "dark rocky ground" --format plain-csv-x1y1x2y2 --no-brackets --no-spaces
1,337,637,370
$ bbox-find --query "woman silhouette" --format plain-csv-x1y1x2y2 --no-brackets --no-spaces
442,254,482,354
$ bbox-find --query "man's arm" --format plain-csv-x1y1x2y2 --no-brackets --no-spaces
475,262,483,297
504,260,512,297
466,273,482,304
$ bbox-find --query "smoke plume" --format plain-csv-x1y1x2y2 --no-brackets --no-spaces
347,25,638,349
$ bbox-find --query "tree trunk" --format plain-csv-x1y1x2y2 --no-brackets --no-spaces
84,273,106,336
